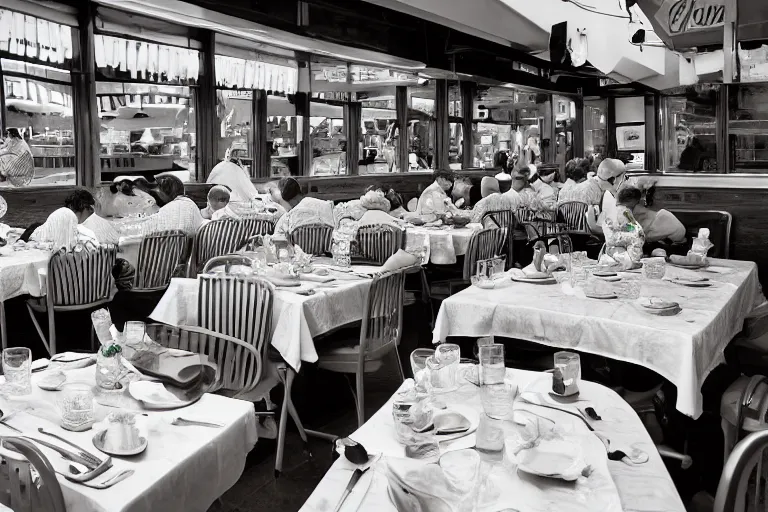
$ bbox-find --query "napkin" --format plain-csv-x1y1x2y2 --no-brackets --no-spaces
34,352,97,372
299,273,335,283
380,249,419,273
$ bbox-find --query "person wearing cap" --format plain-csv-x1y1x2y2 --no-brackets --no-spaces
416,169,457,216
470,176,520,226
495,171,513,193
558,158,625,206
273,177,335,238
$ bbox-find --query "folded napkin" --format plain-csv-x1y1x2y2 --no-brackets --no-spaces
299,273,335,283
381,249,419,273
519,264,549,279
33,352,97,371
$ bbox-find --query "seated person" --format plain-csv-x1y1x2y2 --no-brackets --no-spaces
386,189,407,218
451,176,473,209
273,177,335,237
65,189,120,245
142,175,204,237
559,158,625,206
30,207,96,250
97,177,159,218
335,185,392,225
416,169,457,215
527,167,557,212
558,158,589,195
603,186,645,263
207,157,259,203
0,128,34,187
471,176,520,226
201,185,239,221
631,185,686,244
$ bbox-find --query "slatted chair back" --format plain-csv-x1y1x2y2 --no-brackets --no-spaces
556,201,591,235
145,323,261,397
197,275,274,356
288,223,334,256
241,217,275,239
354,225,403,265
714,429,768,512
190,219,246,275
0,437,66,512
482,209,516,230
201,255,255,275
462,227,507,281
133,230,188,292
48,246,116,307
357,267,413,366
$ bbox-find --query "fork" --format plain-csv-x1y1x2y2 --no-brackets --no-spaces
172,417,224,428
65,469,134,489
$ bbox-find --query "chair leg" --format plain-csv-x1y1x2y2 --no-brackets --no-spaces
356,371,365,428
275,367,292,478
394,346,405,382
25,304,51,356
47,305,56,356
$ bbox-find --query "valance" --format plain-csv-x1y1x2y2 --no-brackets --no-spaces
95,34,200,84
0,9,72,65
214,55,297,95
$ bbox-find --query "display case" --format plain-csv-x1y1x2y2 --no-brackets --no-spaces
729,84,768,173
660,86,718,173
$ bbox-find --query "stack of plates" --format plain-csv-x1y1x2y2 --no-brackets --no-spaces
510,271,556,285
639,298,681,316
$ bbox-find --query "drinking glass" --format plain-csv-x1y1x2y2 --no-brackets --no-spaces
642,257,666,280
475,414,505,453
480,382,516,420
410,349,434,379
2,347,31,396
553,351,581,396
57,383,95,431
615,276,641,300
124,321,146,345
478,344,505,385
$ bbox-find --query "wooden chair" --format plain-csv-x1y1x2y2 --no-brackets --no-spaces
0,437,66,512
197,274,308,478
353,225,403,265
133,230,188,292
189,219,248,276
713,430,768,512
144,323,261,398
27,246,117,355
287,223,333,256
428,227,507,300
667,209,732,259
315,267,412,427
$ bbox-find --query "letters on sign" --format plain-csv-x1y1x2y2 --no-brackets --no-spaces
658,0,725,34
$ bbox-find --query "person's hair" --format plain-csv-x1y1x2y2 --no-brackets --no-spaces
385,188,403,211
617,186,642,206
364,184,383,194
644,185,656,207
5,128,21,139
433,169,455,183
64,189,96,213
278,177,302,202
208,185,231,201
565,158,590,182
154,175,185,205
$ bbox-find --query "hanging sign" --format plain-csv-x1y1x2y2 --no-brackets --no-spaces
656,0,725,35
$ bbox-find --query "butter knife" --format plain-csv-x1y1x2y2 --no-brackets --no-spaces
333,467,369,512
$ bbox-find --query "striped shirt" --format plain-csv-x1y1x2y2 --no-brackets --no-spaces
557,177,603,206
471,193,520,225
82,213,120,245
143,197,204,237
274,197,335,237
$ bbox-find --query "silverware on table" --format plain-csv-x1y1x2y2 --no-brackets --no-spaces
65,469,134,489
24,436,109,472
37,428,103,467
172,417,224,428
333,467,369,512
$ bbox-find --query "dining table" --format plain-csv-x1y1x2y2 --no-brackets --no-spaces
0,362,258,512
404,225,478,265
0,246,51,350
149,262,383,373
433,259,765,419
299,368,686,512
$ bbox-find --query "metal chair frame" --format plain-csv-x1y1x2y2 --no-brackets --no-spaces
0,437,66,512
714,429,768,512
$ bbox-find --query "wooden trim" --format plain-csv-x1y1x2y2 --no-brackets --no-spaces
294,91,310,176
461,81,474,170
718,85,729,174
74,2,99,188
344,102,361,175
572,95,584,161
434,79,449,170
395,86,408,173
644,94,659,172
197,30,217,181
253,90,269,178
0,60,6,134
606,96,617,157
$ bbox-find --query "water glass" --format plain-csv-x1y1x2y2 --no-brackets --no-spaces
615,277,641,300
553,351,581,396
642,257,666,280
480,382,516,420
478,344,505,385
410,348,434,391
475,414,505,453
124,321,145,345
392,401,415,444
2,347,31,396
57,383,95,431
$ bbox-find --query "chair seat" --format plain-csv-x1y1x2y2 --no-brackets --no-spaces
316,340,384,374
721,375,768,431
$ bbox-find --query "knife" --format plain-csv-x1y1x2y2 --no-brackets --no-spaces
22,436,111,472
333,467,369,512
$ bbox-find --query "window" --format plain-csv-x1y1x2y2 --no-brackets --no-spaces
729,84,768,174
94,35,200,182
554,95,576,169
0,9,76,187
309,99,345,176
584,98,607,159
216,90,253,174
661,88,717,173
267,94,300,177
359,98,396,174
407,83,436,171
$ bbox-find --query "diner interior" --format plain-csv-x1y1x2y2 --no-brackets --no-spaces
0,0,768,511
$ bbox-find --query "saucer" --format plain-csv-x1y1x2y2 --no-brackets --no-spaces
93,429,147,456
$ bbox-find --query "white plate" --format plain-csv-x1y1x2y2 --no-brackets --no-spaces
669,278,712,288
128,381,195,410
511,275,556,285
585,293,617,299
515,435,588,481
433,405,480,442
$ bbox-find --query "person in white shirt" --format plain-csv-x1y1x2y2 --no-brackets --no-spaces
273,177,335,238
200,185,240,221
143,175,204,237
65,189,120,245
416,169,457,215
207,158,259,203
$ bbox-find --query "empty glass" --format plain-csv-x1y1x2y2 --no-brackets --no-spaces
426,343,460,392
480,381,516,420
553,351,581,396
124,321,146,345
615,277,642,300
475,414,505,453
57,383,95,431
3,347,31,396
642,257,666,280
410,348,434,392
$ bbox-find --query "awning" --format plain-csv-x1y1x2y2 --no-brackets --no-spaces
95,0,426,71
636,0,768,51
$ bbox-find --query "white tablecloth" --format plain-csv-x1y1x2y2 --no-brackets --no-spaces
0,248,50,301
434,259,764,418
0,365,258,512
150,270,377,371
299,369,685,512
404,226,476,265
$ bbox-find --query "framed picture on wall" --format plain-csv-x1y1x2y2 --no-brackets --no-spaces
616,125,645,151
